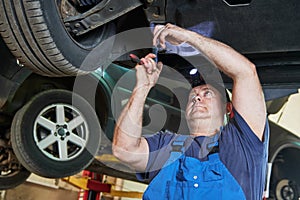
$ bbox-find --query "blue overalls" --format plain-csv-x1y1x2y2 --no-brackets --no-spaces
142,135,246,200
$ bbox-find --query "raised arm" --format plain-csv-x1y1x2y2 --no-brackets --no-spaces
112,54,163,171
153,24,266,140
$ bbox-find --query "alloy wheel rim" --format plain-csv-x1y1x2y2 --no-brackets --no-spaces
33,104,89,161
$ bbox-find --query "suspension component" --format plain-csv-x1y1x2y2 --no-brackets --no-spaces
0,133,22,172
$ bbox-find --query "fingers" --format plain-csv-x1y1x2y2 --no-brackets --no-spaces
145,53,156,59
153,23,185,48
135,52,162,78
140,57,157,74
156,31,168,49
165,23,175,29
152,23,177,48
153,25,166,47
156,62,163,71
137,58,162,76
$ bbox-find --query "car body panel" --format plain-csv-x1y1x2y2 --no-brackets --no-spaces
163,0,300,54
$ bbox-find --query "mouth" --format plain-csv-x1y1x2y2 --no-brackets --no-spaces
192,105,207,112
193,103,206,108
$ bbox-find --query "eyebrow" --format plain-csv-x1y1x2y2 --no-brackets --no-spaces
189,87,218,100
190,87,213,95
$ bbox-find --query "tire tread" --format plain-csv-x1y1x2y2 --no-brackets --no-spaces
0,0,86,76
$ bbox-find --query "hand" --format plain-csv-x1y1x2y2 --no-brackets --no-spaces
135,53,163,89
152,23,191,49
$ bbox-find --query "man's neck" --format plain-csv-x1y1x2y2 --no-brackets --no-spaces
188,120,222,137
189,128,220,137
187,115,224,137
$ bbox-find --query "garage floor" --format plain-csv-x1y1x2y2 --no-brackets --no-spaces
3,182,78,200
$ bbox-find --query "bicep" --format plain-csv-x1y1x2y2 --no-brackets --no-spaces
231,73,266,140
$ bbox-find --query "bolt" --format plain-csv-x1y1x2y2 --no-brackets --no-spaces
147,0,153,3
54,133,57,136
75,23,81,28
57,128,65,136
73,29,78,34
152,13,159,18
65,22,70,27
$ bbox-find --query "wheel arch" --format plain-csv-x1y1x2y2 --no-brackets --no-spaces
269,142,300,163
268,142,300,199
5,72,114,133
2,73,75,115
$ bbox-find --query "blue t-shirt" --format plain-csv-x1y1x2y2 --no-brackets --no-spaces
137,108,269,200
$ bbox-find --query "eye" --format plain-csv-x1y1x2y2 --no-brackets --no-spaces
203,90,214,98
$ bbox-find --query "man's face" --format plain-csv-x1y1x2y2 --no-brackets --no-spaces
185,84,226,122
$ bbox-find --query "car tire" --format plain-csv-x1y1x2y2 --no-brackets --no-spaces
0,0,115,76
10,89,101,178
275,179,299,200
0,166,31,190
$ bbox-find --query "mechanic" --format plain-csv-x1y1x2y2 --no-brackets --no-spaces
112,23,269,200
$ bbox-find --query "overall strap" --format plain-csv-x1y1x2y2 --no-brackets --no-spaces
206,132,220,154
163,135,189,167
205,127,223,161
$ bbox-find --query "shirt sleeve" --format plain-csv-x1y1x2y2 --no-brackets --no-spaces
219,107,270,199
230,107,269,156
136,130,175,181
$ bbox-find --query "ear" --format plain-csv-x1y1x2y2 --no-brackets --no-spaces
226,102,234,118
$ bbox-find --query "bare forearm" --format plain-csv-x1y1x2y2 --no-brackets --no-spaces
153,23,254,79
113,86,150,151
113,54,161,149
112,54,162,170
186,31,255,80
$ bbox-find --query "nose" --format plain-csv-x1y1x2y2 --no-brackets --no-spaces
195,95,201,102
